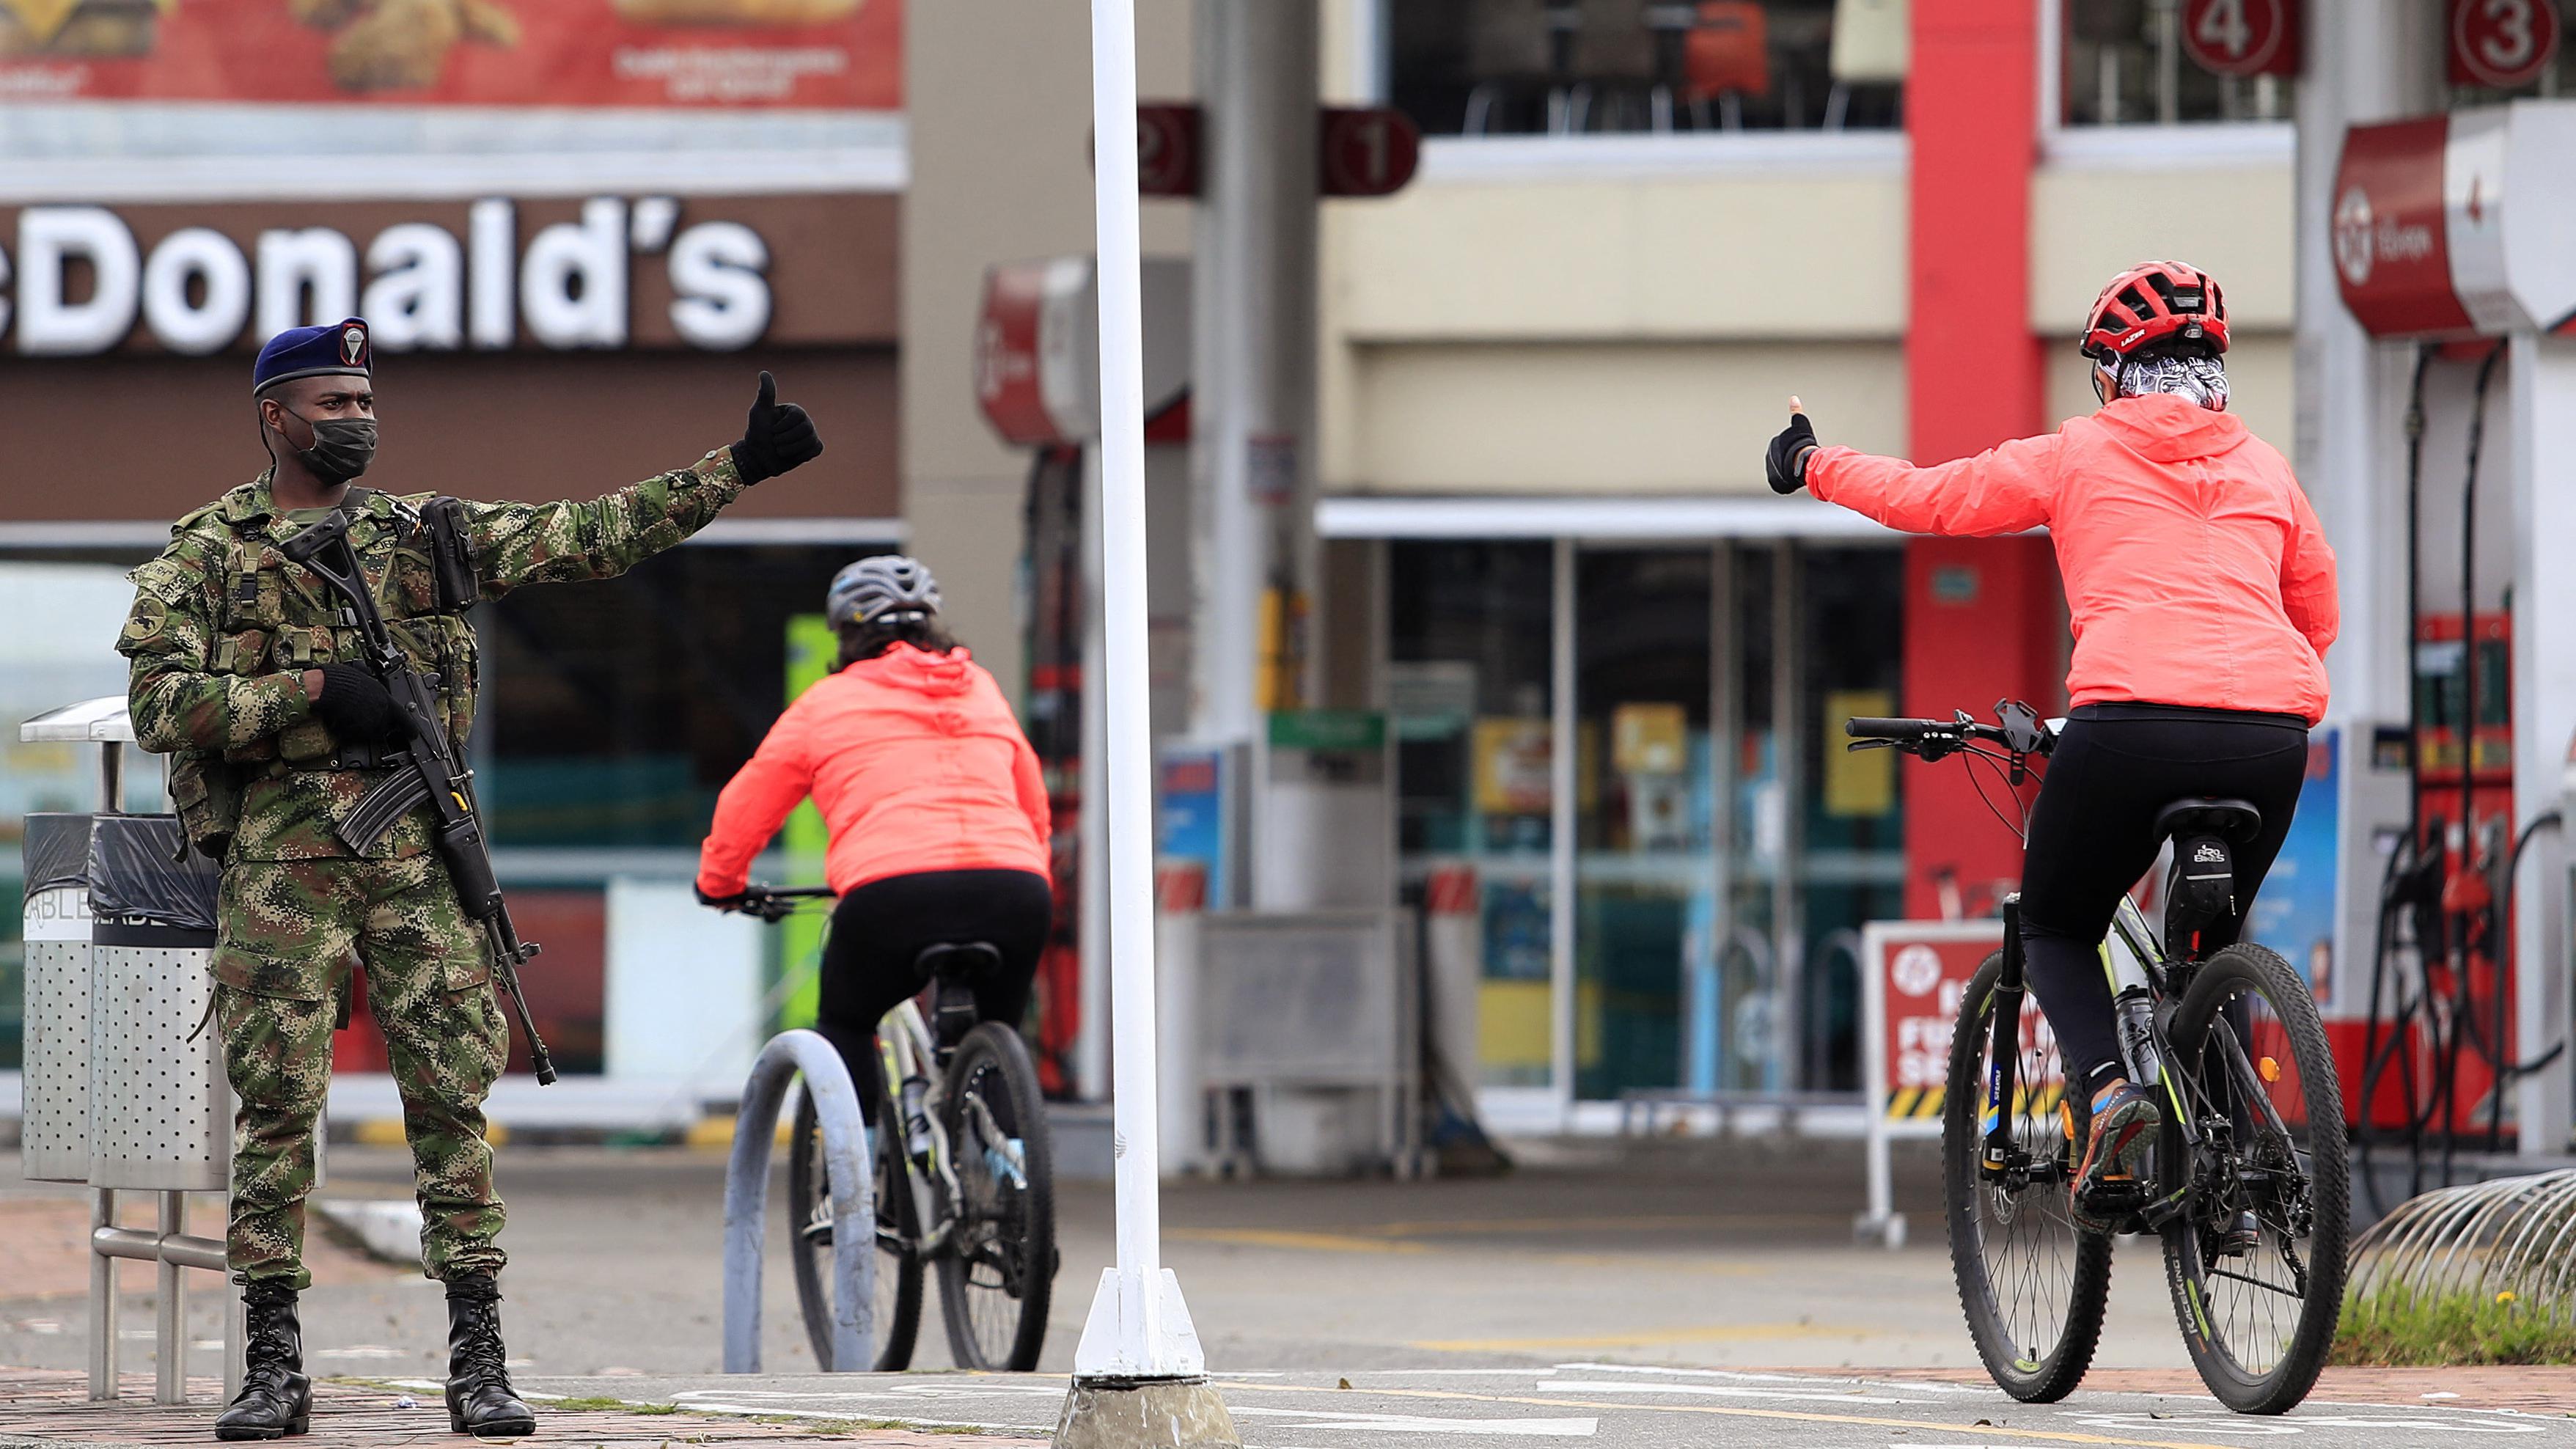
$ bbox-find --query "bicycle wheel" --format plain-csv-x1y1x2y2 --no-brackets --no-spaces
935,1021,1057,1371
788,1082,923,1371
2159,944,2348,1415
1944,950,2113,1403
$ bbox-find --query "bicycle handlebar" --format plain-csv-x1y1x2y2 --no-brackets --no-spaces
738,884,835,924
1846,717,1951,743
1844,704,2054,762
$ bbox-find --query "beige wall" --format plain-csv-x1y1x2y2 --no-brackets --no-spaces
1319,142,2297,494
902,0,1195,706
1321,158,1907,493
1351,340,1904,494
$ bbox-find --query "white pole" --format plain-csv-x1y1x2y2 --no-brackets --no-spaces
1074,0,1206,1382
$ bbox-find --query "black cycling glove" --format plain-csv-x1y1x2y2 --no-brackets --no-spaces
696,883,749,911
309,664,408,744
730,371,823,485
1765,406,1819,495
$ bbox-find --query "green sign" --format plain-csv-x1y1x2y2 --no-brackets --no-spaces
774,612,836,1031
1268,709,1386,753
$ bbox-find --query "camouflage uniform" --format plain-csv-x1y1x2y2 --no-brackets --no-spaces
120,452,747,1288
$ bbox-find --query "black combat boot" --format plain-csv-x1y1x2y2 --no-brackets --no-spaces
442,1274,537,1437
215,1280,311,1440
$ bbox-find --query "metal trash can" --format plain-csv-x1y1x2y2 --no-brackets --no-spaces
22,812,98,1184
84,813,228,1192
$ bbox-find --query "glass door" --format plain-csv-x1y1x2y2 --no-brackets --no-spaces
1572,548,1714,1101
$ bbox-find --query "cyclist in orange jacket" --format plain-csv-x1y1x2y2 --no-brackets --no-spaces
1767,261,2337,1222
696,557,1053,1121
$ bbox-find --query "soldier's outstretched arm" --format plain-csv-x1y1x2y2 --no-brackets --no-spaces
119,546,313,754
463,371,823,598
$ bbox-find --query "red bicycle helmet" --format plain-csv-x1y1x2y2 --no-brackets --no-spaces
2082,260,2229,363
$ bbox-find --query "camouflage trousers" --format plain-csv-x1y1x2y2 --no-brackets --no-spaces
211,853,509,1289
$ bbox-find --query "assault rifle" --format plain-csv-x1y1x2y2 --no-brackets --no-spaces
280,510,557,1085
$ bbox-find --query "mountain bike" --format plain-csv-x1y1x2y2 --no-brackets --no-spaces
740,884,1058,1372
1847,705,2348,1415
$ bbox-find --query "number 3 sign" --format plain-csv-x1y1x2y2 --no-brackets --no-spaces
2182,0,2301,76
2451,0,2563,88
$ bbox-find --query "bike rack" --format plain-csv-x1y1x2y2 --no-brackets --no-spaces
720,1028,876,1373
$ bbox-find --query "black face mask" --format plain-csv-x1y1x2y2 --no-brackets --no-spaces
275,408,377,485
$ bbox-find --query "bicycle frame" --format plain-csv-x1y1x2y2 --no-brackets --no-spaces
876,997,965,1256
1978,889,2203,1218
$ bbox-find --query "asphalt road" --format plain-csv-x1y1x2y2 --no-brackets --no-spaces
4,1135,2201,1381
479,1364,2576,1448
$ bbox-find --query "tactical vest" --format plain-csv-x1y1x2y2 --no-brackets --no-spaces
169,492,480,859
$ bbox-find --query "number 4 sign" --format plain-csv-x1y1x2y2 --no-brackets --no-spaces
2451,0,2563,89
2181,0,2302,77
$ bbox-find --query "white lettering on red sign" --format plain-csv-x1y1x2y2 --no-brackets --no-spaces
5,201,774,359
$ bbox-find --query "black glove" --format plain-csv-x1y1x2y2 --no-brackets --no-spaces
1766,402,1819,496
308,664,407,744
696,882,749,912
730,371,823,485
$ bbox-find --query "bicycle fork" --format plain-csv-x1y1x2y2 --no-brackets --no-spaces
1979,896,2028,1181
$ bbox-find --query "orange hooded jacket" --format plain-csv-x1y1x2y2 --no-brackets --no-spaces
1809,392,2337,724
696,642,1053,898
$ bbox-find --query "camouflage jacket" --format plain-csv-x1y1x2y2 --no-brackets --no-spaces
120,450,747,862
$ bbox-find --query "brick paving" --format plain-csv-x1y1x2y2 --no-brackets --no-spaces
0,1371,1049,1447
1839,1365,2576,1415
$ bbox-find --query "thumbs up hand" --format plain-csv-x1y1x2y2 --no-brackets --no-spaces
1765,395,1819,496
732,370,824,485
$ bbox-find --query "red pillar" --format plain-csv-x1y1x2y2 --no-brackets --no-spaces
1901,1,2065,920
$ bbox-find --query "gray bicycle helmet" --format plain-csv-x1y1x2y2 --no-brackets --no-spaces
826,554,942,629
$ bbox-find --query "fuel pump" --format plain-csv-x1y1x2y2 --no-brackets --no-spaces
2349,98,2576,1186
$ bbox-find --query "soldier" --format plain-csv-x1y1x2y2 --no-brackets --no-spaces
118,318,822,1441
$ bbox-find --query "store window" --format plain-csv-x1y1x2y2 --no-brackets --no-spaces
2058,0,2297,125
1389,540,1556,1088
478,543,868,850
1390,0,1908,138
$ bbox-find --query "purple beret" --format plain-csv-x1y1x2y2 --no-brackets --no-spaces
253,318,371,396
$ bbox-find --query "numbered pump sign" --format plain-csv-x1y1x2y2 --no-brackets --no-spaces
2451,0,2562,89
2181,0,2302,78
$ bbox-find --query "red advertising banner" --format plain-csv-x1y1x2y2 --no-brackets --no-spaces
0,0,899,108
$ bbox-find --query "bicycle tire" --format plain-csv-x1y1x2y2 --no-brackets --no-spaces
934,1021,1058,1371
788,1082,924,1371
2159,943,2349,1415
1944,950,2113,1403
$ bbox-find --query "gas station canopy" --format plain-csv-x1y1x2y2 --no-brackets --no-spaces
2335,100,2576,339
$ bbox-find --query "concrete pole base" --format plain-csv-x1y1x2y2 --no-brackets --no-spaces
1053,1376,1242,1449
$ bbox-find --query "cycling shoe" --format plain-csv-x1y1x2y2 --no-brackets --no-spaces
2071,1081,2160,1234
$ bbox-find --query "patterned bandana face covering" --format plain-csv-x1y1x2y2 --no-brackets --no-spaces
2114,350,2230,412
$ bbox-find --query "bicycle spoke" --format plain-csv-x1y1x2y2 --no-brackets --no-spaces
2206,1265,2305,1299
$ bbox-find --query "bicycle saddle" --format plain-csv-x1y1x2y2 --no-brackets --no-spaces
914,942,1005,977
2151,797,2262,845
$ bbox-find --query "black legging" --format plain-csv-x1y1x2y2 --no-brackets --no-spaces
812,867,1054,1124
2019,703,2309,1096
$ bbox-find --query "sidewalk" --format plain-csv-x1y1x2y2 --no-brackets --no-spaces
0,1371,1046,1448
1857,1365,2576,1416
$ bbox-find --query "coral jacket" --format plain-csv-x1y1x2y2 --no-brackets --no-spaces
1809,393,2337,724
696,643,1052,898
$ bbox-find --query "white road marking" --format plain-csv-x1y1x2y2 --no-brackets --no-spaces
1556,1362,1992,1395
1230,1405,1597,1436
1533,1380,1931,1406
2070,1412,2547,1437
